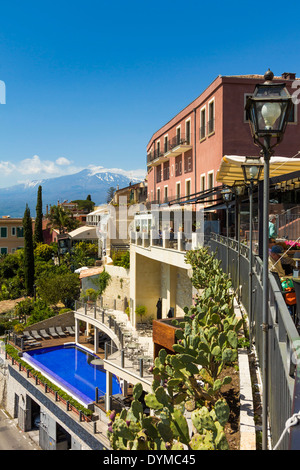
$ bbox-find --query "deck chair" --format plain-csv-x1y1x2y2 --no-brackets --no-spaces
40,329,51,339
23,331,34,340
49,327,59,338
31,330,42,340
65,326,75,335
55,326,66,337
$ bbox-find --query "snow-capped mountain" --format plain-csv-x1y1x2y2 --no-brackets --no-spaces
0,168,146,218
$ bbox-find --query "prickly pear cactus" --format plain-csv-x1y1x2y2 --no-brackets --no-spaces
107,248,240,451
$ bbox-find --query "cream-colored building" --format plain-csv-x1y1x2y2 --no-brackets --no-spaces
0,217,25,255
129,206,204,327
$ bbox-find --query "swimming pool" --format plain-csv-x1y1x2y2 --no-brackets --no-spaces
23,344,122,406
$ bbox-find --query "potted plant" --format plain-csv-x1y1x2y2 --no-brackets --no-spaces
135,305,147,323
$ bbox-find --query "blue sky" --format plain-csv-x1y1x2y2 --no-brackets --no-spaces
0,0,300,187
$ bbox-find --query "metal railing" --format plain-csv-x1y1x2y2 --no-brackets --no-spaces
209,233,300,449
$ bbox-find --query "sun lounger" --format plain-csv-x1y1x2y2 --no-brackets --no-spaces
23,331,34,340
40,329,51,339
31,330,42,340
49,327,59,338
65,326,75,335
56,326,66,337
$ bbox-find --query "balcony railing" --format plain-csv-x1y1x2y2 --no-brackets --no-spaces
147,133,192,166
130,229,203,252
209,233,300,450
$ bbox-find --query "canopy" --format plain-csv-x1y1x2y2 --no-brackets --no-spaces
216,155,300,186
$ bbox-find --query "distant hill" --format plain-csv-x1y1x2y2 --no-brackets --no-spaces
0,168,145,218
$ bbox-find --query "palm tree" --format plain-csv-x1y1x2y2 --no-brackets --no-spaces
46,205,79,234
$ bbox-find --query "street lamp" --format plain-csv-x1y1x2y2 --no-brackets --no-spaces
245,69,292,450
221,187,233,274
241,159,264,349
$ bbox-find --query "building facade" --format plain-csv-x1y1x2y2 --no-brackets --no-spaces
0,217,25,255
146,72,300,205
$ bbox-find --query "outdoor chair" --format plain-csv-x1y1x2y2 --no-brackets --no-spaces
56,326,66,337
65,326,75,335
49,327,59,338
40,329,51,340
31,330,42,340
23,331,34,340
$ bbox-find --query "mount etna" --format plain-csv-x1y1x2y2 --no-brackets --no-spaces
0,168,145,218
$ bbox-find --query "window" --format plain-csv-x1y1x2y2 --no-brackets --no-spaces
163,162,170,180
17,227,24,238
0,227,7,238
164,135,169,153
244,94,252,122
186,179,191,198
176,182,181,200
157,188,161,204
175,156,182,177
185,119,191,144
208,171,214,189
184,152,193,173
176,126,181,145
0,247,7,255
288,102,297,123
200,107,206,139
164,186,168,202
11,227,16,236
156,165,162,183
157,140,161,156
200,174,206,192
208,99,215,134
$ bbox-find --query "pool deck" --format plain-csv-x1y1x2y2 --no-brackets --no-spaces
9,331,102,351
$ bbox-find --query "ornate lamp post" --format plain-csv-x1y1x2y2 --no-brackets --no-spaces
245,69,292,450
241,159,263,348
221,187,233,274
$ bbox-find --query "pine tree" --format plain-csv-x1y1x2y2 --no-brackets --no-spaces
23,204,35,296
34,185,43,245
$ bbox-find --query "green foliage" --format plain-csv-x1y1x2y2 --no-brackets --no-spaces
37,272,80,308
34,243,55,262
13,298,56,325
107,247,242,451
46,204,80,234
81,288,98,302
72,198,95,213
33,185,43,245
92,269,111,296
135,305,147,320
112,251,130,269
23,204,35,296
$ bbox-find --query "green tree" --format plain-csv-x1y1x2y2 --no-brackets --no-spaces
23,204,35,296
46,205,80,234
34,243,55,262
33,185,43,245
37,272,80,308
72,197,95,213
107,186,116,203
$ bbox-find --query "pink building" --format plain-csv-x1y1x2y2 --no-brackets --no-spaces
146,72,300,204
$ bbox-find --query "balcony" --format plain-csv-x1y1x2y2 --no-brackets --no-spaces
166,133,192,157
147,133,192,167
130,229,203,254
147,148,169,167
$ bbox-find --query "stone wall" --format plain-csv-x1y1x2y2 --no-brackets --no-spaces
23,311,75,334
101,265,130,312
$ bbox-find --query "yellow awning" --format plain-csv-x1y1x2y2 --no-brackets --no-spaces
216,155,300,186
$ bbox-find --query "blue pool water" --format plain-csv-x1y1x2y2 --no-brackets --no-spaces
23,344,122,406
